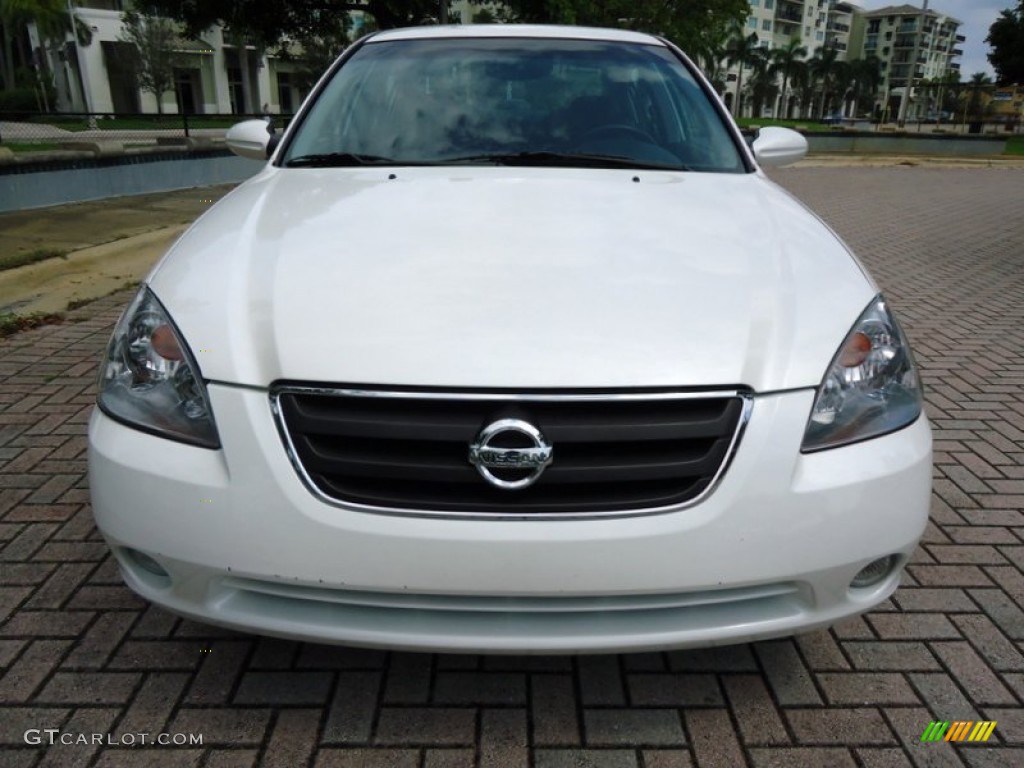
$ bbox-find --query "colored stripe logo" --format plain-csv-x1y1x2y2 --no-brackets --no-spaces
921,721,997,742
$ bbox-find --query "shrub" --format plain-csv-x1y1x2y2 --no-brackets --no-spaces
0,88,44,117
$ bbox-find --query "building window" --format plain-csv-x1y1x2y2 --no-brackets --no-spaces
762,20,772,32
748,17,757,29
816,31,824,41
765,0,773,8
750,0,759,5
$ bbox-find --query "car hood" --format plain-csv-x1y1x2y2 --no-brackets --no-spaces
149,166,875,392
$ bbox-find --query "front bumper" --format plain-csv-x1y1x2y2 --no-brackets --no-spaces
88,384,932,654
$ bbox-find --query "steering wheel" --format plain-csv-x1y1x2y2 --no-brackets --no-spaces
579,124,657,145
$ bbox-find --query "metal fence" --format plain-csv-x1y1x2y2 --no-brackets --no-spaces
0,112,295,147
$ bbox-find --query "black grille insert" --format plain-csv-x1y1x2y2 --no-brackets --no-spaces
275,390,746,515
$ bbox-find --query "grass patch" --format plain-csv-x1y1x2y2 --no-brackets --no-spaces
0,248,68,272
737,117,838,133
65,280,139,312
1006,135,1024,156
3,142,62,153
0,311,64,338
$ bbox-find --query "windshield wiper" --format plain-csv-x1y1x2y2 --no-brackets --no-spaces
444,151,689,171
285,152,404,167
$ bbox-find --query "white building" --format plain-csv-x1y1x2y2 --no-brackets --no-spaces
722,1,961,120
863,4,963,118
45,1,312,116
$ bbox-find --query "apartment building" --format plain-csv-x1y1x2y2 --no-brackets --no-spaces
726,0,847,116
862,4,963,116
725,1,962,119
826,2,866,61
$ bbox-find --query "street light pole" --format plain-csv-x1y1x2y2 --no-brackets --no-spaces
439,2,448,25
897,0,928,126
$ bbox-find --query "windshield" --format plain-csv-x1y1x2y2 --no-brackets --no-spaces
282,37,746,173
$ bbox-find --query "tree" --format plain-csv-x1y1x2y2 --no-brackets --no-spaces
986,1,1024,85
846,57,881,117
724,31,762,117
1,0,91,106
770,38,807,119
119,6,180,114
146,2,446,111
499,1,749,58
355,1,449,28
746,49,775,118
284,12,350,92
148,1,333,112
965,71,993,120
808,46,844,118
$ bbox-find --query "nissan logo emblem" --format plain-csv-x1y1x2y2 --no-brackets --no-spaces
468,419,553,490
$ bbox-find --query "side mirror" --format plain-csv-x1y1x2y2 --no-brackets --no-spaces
751,126,808,168
226,119,273,160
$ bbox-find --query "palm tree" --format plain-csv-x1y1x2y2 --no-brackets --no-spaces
695,18,740,96
770,38,807,119
808,46,843,118
847,57,882,118
747,50,777,118
965,71,993,123
724,32,762,118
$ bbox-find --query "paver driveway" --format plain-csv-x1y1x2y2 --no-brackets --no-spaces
1,166,1023,767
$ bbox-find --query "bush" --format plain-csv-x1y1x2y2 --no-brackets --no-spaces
0,88,44,116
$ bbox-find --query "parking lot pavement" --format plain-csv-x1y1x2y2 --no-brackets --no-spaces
1,166,1023,767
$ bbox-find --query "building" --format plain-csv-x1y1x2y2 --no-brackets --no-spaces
30,1,497,116
726,0,855,117
723,1,962,120
45,1,310,115
826,2,866,61
862,4,964,120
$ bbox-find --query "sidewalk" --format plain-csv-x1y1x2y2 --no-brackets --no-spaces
0,184,236,315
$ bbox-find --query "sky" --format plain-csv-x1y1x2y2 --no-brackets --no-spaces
852,0,1010,77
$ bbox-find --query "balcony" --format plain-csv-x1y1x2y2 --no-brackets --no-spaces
955,34,966,43
952,48,964,57
775,11,802,24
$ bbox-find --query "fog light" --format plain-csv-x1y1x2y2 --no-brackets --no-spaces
124,548,170,579
850,555,897,589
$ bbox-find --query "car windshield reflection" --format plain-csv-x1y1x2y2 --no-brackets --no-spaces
282,38,745,173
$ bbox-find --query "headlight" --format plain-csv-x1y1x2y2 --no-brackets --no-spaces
97,286,219,448
802,296,922,452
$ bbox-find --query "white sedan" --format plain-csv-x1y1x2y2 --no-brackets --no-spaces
88,25,931,654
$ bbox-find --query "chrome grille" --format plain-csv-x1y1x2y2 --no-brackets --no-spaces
273,388,749,517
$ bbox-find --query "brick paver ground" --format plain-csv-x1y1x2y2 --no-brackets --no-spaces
1,166,1023,767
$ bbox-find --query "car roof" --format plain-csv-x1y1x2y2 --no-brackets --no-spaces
368,24,666,47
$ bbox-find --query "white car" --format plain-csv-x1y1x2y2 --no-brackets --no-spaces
88,25,931,654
